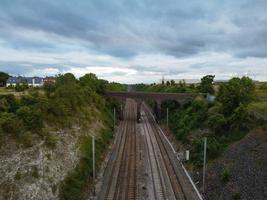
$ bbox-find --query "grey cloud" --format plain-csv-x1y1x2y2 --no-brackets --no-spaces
0,0,267,82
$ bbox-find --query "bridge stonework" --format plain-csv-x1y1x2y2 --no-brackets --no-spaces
105,92,194,122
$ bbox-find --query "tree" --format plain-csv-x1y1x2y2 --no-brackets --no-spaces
217,76,255,115
79,73,108,94
16,106,43,131
166,81,170,86
199,75,215,94
43,82,56,97
56,73,76,87
15,82,28,92
0,72,9,87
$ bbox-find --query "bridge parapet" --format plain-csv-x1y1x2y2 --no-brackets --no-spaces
105,91,194,122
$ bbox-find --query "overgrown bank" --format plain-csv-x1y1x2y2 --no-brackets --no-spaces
0,73,126,200
136,76,267,199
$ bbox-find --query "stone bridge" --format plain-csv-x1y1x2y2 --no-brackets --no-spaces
105,91,194,122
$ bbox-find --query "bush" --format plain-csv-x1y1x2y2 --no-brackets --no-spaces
190,137,225,166
15,83,28,92
0,112,23,136
0,94,19,112
221,167,230,183
31,166,39,178
228,104,250,132
0,129,3,146
18,131,34,148
16,106,43,131
217,76,255,115
206,113,227,134
43,82,56,97
232,192,241,200
45,133,57,148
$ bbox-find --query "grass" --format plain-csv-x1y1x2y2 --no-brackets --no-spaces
257,159,267,167
0,87,21,96
232,192,241,200
248,102,267,115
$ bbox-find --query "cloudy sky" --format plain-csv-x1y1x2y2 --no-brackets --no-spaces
0,0,267,83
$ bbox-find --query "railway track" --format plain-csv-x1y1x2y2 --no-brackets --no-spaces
97,99,201,200
142,105,185,199
97,99,137,200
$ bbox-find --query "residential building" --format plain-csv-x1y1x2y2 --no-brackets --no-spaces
6,76,44,87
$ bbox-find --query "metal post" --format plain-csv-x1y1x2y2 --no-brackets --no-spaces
167,107,169,128
92,136,95,196
113,107,116,130
203,137,207,193
120,103,123,120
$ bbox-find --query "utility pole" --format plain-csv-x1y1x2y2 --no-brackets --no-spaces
203,137,207,193
166,107,169,128
92,136,96,196
113,107,116,130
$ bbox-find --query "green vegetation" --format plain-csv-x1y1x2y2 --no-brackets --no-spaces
31,166,39,178
217,77,255,115
232,192,241,200
0,72,9,87
135,80,196,93
0,72,124,148
221,167,230,183
59,122,113,200
136,75,261,167
257,159,267,167
0,72,125,199
198,75,215,94
15,83,29,92
248,102,267,116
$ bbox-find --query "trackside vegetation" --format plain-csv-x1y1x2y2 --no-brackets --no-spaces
0,72,126,200
0,73,125,147
135,75,263,167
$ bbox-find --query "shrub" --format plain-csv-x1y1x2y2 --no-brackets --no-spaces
0,129,3,146
0,94,19,112
217,76,255,115
45,133,57,148
15,83,28,92
232,192,241,200
190,137,225,166
0,97,8,112
31,166,39,178
221,167,230,183
43,82,56,97
16,106,43,131
228,104,250,132
18,131,34,148
0,112,23,136
206,113,227,134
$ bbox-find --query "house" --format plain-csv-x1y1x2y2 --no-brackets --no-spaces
44,76,56,83
6,76,44,87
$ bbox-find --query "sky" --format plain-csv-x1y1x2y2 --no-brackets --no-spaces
0,0,267,83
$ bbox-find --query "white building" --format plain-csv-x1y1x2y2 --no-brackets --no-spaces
6,76,44,87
